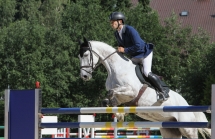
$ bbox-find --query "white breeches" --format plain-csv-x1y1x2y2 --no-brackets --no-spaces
131,52,153,77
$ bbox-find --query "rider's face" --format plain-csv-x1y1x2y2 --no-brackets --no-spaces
110,20,119,29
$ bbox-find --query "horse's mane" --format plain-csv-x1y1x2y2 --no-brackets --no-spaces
89,40,130,62
89,40,115,50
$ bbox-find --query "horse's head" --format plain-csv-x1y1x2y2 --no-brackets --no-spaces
78,37,100,81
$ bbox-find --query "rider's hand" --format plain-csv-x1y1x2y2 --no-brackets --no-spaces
117,47,124,53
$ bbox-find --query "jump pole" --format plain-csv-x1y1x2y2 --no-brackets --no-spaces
4,84,215,139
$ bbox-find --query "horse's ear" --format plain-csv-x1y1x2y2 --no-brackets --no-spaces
78,39,83,45
83,37,88,43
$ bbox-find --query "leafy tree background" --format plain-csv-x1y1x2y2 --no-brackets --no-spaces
0,0,214,137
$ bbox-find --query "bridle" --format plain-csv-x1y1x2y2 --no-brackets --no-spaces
80,41,117,75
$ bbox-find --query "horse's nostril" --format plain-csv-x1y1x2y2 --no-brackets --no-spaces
83,75,87,79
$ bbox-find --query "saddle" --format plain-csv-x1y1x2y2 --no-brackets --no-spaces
125,65,170,106
135,64,170,91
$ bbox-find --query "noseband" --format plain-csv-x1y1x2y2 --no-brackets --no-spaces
80,42,117,74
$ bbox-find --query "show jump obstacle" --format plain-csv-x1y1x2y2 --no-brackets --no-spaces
4,85,215,139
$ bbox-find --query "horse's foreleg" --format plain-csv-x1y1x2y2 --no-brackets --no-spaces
107,84,135,100
107,84,134,122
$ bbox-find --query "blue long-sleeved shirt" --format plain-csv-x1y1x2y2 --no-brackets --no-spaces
114,25,153,58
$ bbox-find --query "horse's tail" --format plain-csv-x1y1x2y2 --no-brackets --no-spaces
194,112,211,139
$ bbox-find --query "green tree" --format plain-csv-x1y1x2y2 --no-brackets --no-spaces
201,43,215,109
138,0,150,12
0,20,53,90
0,0,16,27
37,0,68,27
14,0,41,22
180,29,212,105
153,13,212,105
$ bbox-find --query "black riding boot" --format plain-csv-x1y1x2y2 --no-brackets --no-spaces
148,72,169,101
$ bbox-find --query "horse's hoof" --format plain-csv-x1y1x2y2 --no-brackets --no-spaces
102,98,110,107
157,93,169,102
158,98,169,102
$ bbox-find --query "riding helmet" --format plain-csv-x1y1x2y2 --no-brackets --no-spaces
109,12,125,23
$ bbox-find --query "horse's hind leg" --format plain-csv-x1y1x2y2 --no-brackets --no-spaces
160,128,182,139
179,128,198,139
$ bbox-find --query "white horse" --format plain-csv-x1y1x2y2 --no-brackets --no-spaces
78,38,211,139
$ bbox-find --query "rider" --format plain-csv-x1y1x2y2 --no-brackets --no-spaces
109,12,169,101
